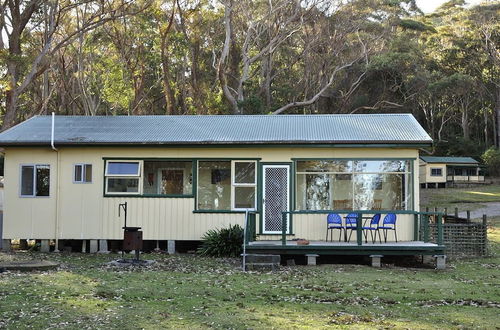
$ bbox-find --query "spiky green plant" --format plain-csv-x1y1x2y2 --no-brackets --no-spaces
197,224,244,257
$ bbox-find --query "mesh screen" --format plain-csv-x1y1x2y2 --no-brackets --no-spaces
264,167,289,232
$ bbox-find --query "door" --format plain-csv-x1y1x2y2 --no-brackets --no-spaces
263,164,290,234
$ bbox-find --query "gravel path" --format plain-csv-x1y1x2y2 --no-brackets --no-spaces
458,202,500,219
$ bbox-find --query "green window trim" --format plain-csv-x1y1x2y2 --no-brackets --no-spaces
293,158,416,212
103,158,195,197
195,159,260,212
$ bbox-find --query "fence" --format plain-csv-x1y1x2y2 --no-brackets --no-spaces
423,210,489,258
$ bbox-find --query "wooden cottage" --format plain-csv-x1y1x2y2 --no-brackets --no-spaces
0,114,445,259
419,156,484,188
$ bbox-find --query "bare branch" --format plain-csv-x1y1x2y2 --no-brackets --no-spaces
272,58,363,115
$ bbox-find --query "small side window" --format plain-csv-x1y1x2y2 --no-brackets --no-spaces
20,164,50,197
74,164,92,183
430,168,442,176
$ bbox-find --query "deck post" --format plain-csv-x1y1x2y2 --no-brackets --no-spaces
356,213,362,246
423,215,430,243
482,214,488,255
437,214,443,246
281,212,287,246
413,213,419,241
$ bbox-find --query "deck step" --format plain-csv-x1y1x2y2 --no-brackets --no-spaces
243,254,280,271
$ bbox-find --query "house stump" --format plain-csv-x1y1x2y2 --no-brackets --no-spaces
370,255,383,268
40,240,50,253
305,254,319,266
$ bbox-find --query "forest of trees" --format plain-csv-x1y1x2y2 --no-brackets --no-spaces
0,0,499,159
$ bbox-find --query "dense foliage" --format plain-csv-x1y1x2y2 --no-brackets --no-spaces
197,224,244,257
482,147,500,176
0,0,499,157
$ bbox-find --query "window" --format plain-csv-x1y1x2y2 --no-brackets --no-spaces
74,164,92,183
104,160,194,196
20,164,50,197
143,161,193,195
232,161,256,210
197,160,257,211
296,160,412,211
430,168,442,176
296,160,352,210
105,161,141,194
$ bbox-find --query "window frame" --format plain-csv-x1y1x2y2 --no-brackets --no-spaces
104,160,142,195
430,168,443,177
294,158,414,211
152,161,193,196
73,163,93,183
19,164,50,198
231,160,257,211
194,158,260,212
105,161,141,177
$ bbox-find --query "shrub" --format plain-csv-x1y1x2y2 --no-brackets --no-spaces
197,224,244,258
482,147,500,177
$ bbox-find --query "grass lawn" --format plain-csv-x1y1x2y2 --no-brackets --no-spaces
1,239,499,329
420,184,500,212
1,186,498,329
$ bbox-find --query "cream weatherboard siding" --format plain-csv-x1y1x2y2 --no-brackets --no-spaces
419,162,447,184
3,146,419,241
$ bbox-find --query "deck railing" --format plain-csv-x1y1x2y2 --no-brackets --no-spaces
266,210,445,247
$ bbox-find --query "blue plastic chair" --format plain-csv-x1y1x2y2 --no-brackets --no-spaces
345,213,359,242
361,213,381,243
326,213,344,242
379,213,398,243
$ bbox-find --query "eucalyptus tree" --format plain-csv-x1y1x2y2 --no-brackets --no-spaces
0,0,149,129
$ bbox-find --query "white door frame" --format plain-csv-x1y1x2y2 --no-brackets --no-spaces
262,164,290,234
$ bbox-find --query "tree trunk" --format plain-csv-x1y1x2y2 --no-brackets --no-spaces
3,89,18,130
461,103,470,141
496,88,500,147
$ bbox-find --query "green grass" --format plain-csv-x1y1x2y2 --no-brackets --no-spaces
1,247,499,329
1,186,498,329
420,184,500,212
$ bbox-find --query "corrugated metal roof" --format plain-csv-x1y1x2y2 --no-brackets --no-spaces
0,114,432,146
420,156,478,164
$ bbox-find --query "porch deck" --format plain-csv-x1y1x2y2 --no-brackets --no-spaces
245,240,445,256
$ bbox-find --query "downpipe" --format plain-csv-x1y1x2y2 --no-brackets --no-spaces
51,113,60,252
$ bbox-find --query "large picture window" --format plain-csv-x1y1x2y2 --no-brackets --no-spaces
296,160,411,211
143,161,193,195
197,160,257,211
20,164,50,197
104,160,193,196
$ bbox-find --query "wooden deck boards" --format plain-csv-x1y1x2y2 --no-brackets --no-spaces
245,240,445,256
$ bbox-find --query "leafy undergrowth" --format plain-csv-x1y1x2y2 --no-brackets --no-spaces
420,184,500,212
1,248,499,329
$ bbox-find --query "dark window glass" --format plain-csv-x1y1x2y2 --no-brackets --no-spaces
74,165,83,182
36,166,50,196
84,164,92,182
107,162,139,175
21,166,34,196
